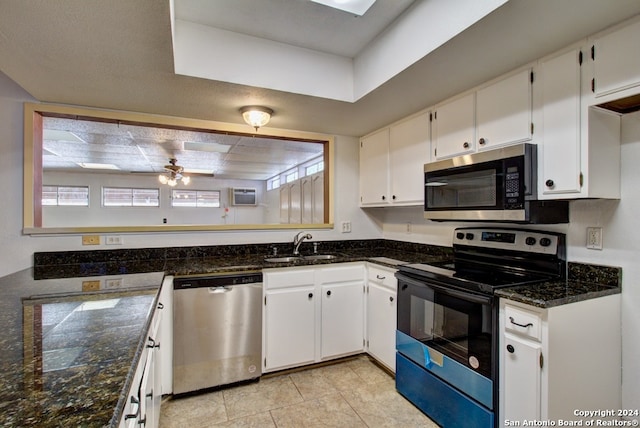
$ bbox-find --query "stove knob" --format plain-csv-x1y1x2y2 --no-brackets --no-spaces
540,237,552,247
525,237,536,246
456,232,465,240
465,233,474,240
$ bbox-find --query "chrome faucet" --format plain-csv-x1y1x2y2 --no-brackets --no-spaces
293,232,312,255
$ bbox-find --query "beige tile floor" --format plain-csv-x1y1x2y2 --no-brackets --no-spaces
160,354,438,427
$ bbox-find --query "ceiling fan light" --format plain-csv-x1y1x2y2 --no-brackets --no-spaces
181,175,191,185
158,174,168,184
167,178,178,187
240,106,273,131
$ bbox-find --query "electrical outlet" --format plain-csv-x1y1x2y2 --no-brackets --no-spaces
82,235,100,245
341,221,352,233
586,227,603,250
105,278,123,289
106,236,123,245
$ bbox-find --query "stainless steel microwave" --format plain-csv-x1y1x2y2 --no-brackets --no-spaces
424,143,568,223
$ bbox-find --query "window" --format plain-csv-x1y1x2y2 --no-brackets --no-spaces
305,160,324,176
42,186,89,206
103,187,159,207
285,170,298,183
267,177,281,191
171,190,221,207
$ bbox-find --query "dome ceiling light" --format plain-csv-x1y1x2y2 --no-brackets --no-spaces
240,106,273,131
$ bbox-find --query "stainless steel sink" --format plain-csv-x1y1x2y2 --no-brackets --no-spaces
264,256,301,263
303,254,338,260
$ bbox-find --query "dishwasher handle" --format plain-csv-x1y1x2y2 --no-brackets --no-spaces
209,286,233,294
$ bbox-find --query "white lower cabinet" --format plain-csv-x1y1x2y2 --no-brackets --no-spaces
500,295,621,424
119,280,170,428
365,264,397,372
264,285,316,370
263,263,365,372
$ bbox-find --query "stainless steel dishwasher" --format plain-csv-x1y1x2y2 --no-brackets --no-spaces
172,271,263,395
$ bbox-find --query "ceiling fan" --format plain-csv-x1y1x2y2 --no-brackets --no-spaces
158,158,217,186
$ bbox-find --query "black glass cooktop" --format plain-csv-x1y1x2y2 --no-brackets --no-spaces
397,262,550,294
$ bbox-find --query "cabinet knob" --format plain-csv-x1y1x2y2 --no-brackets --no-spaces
545,179,555,188
392,195,396,200
308,292,313,299
463,142,470,149
157,302,164,310
381,195,386,201
478,137,486,145
327,290,332,296
506,344,515,354
389,296,394,302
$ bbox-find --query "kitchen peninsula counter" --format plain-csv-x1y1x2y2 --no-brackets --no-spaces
0,269,164,427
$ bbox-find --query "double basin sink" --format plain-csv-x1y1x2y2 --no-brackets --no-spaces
264,254,339,263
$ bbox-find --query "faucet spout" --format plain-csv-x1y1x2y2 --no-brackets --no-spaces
293,232,312,255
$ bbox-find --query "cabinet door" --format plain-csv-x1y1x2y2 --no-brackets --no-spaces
593,19,640,97
367,283,397,372
503,333,542,422
320,282,364,359
540,49,582,196
476,69,532,150
301,172,324,224
360,128,390,205
433,93,475,159
389,112,430,205
301,175,313,224
264,288,316,370
311,172,324,223
279,184,290,223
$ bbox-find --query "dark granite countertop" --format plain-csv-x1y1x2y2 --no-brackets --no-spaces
0,269,165,427
8,239,621,426
495,262,622,308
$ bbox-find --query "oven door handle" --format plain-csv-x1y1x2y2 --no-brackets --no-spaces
428,281,493,305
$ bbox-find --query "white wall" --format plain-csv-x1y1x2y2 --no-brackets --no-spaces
0,71,381,277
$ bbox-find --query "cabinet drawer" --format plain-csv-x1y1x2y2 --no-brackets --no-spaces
367,265,397,290
264,268,315,290
504,305,542,341
316,264,364,284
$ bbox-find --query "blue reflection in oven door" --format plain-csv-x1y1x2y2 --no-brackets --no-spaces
396,352,494,428
396,330,493,410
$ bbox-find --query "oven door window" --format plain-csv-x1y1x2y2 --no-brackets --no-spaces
399,279,493,378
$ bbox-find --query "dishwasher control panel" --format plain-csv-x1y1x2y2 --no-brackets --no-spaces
173,271,263,289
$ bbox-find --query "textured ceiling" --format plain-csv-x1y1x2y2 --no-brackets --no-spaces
42,116,324,180
1,0,640,139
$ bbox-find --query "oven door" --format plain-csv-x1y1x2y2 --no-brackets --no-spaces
396,272,496,410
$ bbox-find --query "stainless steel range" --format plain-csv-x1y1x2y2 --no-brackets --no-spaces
395,227,566,428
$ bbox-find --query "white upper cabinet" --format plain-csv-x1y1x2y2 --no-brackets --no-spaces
538,46,621,199
592,17,640,99
389,112,430,205
433,69,532,160
360,113,430,207
432,93,475,159
539,48,583,196
476,69,532,150
359,128,390,206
